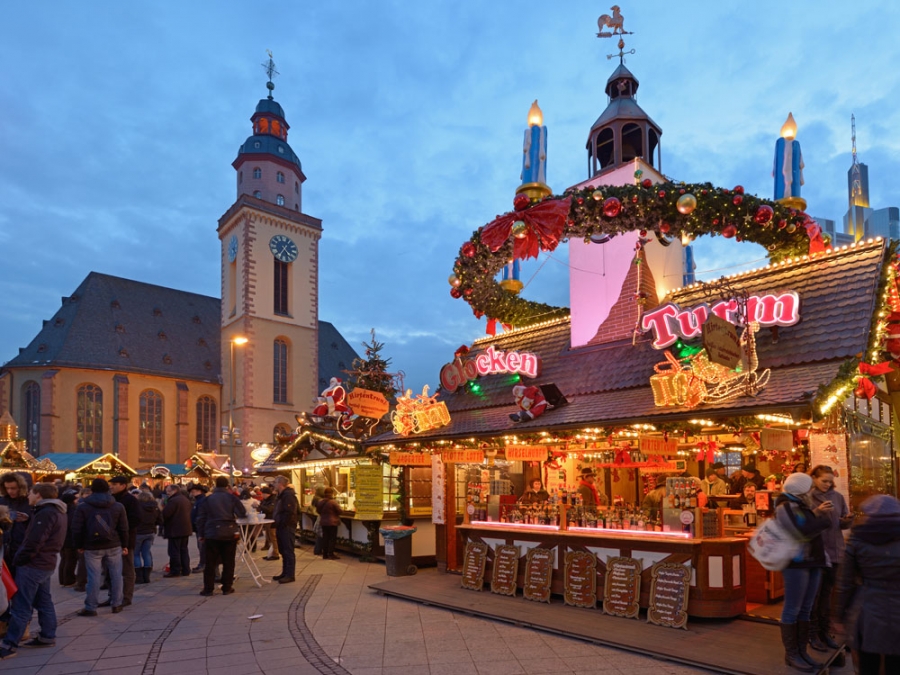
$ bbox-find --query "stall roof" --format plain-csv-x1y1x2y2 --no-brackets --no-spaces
36,452,138,474
368,240,886,445
139,463,188,477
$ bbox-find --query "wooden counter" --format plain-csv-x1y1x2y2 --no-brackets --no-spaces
457,523,746,618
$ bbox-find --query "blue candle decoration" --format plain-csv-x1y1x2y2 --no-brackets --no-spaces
520,100,547,186
502,259,521,282
773,113,804,200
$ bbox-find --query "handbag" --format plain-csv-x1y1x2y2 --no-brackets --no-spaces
747,517,802,571
1,558,16,613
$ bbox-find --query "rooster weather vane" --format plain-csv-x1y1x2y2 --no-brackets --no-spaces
596,5,635,63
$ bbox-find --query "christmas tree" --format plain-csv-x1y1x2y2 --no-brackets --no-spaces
346,329,400,403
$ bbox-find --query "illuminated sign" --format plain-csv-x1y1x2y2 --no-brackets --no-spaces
347,388,390,419
440,345,542,393
441,450,485,464
641,292,801,349
504,446,549,462
93,461,112,471
389,452,431,466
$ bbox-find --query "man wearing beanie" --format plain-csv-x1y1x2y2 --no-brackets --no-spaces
70,478,129,616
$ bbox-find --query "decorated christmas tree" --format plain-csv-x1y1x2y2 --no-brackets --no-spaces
346,329,399,403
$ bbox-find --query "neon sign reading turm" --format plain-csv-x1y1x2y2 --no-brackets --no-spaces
440,345,542,393
641,292,801,349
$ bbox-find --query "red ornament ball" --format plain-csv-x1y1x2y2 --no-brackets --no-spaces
463,288,474,298
777,219,788,230
659,223,671,234
712,218,720,226
722,224,737,238
679,188,686,195
733,185,744,195
602,197,622,218
450,288,462,299
461,242,476,258
701,189,709,196
631,195,639,204
658,190,666,199
755,205,774,225
642,178,653,188
732,195,743,205
513,194,530,211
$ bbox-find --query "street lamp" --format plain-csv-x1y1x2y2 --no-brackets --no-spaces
228,336,248,485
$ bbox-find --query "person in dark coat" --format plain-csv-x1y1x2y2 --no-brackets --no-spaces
0,472,33,578
109,477,140,606
730,465,765,495
57,490,79,586
316,487,343,561
835,494,900,675
258,487,279,560
195,477,246,596
807,465,852,651
162,484,193,577
134,491,162,584
0,484,67,659
189,484,208,572
775,472,832,672
272,476,299,583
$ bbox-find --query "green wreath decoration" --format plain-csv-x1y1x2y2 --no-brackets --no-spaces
449,181,825,328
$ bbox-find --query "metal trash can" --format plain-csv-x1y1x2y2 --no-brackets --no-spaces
379,525,417,576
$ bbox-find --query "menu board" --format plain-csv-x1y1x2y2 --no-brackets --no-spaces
353,465,384,520
647,562,691,630
461,541,488,591
490,545,520,596
809,432,851,505
564,551,597,608
523,547,554,603
602,556,641,618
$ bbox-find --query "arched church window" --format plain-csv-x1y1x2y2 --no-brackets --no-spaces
254,191,262,199
196,396,217,452
294,181,299,194
253,167,262,179
139,390,164,462
276,171,285,183
621,123,644,162
76,384,102,453
596,128,615,170
257,118,270,134
22,381,40,455
276,194,285,206
273,339,289,404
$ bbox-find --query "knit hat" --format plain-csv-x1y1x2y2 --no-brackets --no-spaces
109,476,129,485
860,494,900,517
782,472,813,496
91,478,110,493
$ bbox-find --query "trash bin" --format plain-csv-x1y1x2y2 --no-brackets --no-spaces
379,525,417,576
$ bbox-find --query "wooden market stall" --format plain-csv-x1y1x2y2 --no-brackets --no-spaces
34,452,138,482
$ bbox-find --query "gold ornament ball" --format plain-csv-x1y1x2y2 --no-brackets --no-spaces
821,233,832,246
448,274,461,288
676,193,697,215
786,223,797,234
511,220,528,239
591,189,604,201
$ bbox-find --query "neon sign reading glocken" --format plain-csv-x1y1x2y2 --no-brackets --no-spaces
440,345,541,393
641,292,801,349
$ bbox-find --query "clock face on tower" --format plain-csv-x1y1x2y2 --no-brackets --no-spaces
269,234,298,263
227,234,238,262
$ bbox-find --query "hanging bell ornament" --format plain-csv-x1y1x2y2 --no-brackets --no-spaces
676,193,697,215
448,274,461,288
511,220,528,239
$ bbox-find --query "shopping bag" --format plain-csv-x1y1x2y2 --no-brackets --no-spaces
746,518,801,571
0,559,15,617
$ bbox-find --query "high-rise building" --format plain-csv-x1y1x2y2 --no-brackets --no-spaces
865,207,900,241
844,114,871,241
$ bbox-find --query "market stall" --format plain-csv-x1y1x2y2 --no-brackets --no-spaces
34,452,138,482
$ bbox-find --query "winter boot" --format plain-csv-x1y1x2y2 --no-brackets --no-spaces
780,623,814,672
797,621,824,669
143,567,152,584
135,567,147,584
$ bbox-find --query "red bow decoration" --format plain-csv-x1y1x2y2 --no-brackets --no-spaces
614,446,631,465
695,440,718,464
486,318,512,336
856,361,894,400
454,345,470,358
804,216,826,254
480,199,570,260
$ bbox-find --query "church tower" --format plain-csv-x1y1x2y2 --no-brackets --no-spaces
217,54,321,471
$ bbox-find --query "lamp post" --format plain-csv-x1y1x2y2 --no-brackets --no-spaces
228,336,248,486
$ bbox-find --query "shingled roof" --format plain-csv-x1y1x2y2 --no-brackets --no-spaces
369,240,886,444
3,272,360,387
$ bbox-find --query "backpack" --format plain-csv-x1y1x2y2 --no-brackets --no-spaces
747,514,802,571
86,509,116,546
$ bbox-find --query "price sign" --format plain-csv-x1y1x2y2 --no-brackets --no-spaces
564,551,597,608
523,547,554,603
490,545,520,596
647,562,691,630
353,465,384,520
461,541,488,591
602,556,642,619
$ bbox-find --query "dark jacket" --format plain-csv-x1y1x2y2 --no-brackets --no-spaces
13,499,67,571
810,486,851,565
835,513,900,655
195,488,246,540
315,497,342,527
0,494,32,564
259,494,277,520
62,496,78,549
162,491,193,538
113,489,141,550
190,494,206,532
775,493,830,568
71,492,129,550
273,488,299,530
136,500,163,535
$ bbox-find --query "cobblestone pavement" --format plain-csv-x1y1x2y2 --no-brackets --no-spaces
6,537,710,674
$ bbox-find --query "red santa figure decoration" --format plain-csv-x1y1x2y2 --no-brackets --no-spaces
509,384,547,423
884,312,900,362
312,377,351,418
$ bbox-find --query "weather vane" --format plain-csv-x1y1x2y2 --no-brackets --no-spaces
262,49,279,99
596,5,635,64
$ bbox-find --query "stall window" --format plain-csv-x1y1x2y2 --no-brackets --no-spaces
76,384,103,453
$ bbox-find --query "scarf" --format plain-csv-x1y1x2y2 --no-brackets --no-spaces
580,479,601,506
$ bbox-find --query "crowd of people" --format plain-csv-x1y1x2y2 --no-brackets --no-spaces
0,470,346,661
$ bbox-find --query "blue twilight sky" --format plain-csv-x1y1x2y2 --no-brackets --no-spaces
2,1,900,399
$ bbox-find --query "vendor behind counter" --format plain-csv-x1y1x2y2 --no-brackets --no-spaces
520,479,549,504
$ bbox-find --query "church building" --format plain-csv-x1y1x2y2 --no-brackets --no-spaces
0,62,358,471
